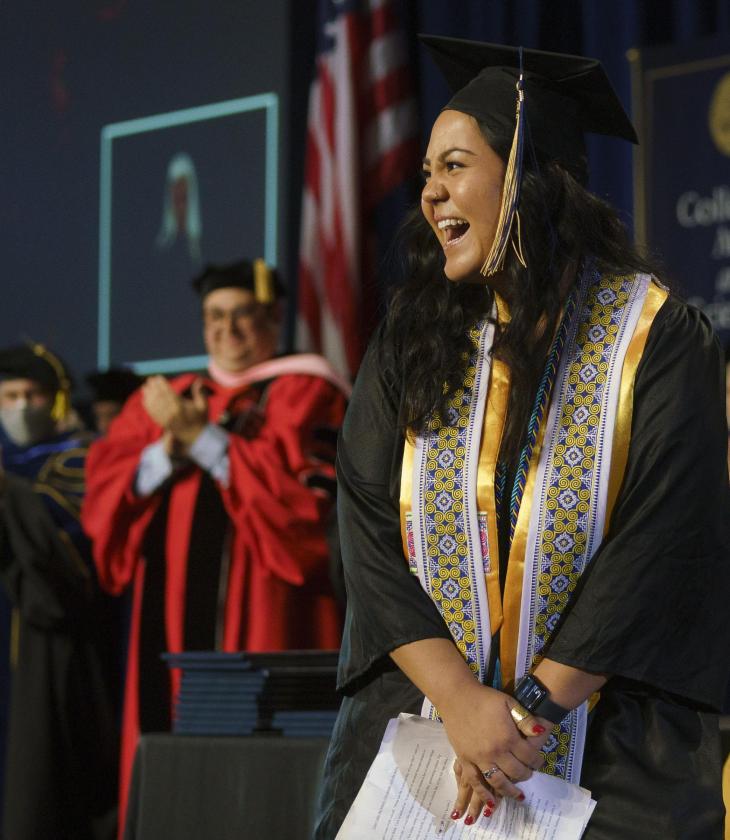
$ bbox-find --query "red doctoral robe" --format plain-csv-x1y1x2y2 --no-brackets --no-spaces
81,361,347,829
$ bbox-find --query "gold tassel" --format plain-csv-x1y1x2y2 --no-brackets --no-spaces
30,342,71,422
51,389,71,423
511,209,527,269
253,258,274,304
481,74,527,277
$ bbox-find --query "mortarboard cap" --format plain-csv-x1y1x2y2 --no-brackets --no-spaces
420,35,638,276
420,35,637,180
86,368,142,404
192,259,286,304
0,345,60,391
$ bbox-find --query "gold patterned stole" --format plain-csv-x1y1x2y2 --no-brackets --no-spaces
400,269,667,780
400,318,498,706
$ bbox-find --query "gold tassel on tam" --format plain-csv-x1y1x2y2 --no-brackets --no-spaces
30,342,71,422
253,258,274,304
481,70,527,277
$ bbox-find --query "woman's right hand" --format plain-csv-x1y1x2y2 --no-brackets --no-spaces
389,639,551,825
439,679,549,824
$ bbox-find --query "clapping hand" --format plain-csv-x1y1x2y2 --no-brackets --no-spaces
141,376,208,455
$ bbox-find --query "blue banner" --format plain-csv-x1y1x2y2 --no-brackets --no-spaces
631,36,730,346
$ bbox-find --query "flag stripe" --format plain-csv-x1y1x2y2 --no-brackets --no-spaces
363,99,419,169
369,3,396,41
367,65,415,115
364,136,421,208
296,0,419,378
367,30,406,82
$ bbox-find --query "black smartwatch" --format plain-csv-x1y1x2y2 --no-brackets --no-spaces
513,674,570,725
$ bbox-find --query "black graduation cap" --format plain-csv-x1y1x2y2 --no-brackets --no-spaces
86,368,142,404
420,36,638,276
192,259,286,304
0,343,72,419
420,35,637,179
0,344,64,391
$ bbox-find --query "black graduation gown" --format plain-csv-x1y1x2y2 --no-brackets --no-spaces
0,472,119,840
315,295,730,839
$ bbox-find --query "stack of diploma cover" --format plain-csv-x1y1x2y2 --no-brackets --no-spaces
337,714,596,840
162,650,340,737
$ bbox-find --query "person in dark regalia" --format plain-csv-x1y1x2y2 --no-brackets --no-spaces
85,367,143,435
81,258,350,834
315,38,730,839
0,343,119,840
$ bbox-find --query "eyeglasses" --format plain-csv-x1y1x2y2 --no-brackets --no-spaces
203,304,261,325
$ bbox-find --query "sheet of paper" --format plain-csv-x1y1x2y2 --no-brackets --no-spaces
337,713,596,840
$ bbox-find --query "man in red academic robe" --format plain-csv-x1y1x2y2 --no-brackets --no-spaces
81,259,350,831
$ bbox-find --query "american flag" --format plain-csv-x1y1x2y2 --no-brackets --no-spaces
296,0,420,379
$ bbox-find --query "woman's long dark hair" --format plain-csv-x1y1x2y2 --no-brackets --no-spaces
381,123,659,464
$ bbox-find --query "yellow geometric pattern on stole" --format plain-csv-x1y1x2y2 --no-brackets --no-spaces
502,272,665,779
401,319,508,683
400,324,493,680
502,273,615,691
535,282,635,651
422,326,480,675
534,273,631,778
399,273,668,774
535,276,667,664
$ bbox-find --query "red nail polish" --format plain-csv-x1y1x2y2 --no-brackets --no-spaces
532,724,546,734
464,815,474,825
450,810,460,820
486,799,495,808
518,793,525,802
483,807,493,817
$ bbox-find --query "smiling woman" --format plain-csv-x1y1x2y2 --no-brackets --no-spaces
315,36,730,840
421,110,505,283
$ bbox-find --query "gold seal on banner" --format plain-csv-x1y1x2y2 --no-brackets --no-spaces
709,72,730,156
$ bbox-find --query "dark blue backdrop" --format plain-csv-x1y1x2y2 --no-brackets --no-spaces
1,0,728,381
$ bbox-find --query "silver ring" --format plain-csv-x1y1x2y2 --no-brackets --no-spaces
482,765,500,780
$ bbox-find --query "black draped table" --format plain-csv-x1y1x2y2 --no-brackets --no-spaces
124,734,330,840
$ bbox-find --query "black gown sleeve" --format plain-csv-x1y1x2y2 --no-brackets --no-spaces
336,326,452,693
546,296,730,710
0,473,92,630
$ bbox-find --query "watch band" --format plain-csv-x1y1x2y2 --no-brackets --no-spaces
512,674,570,725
